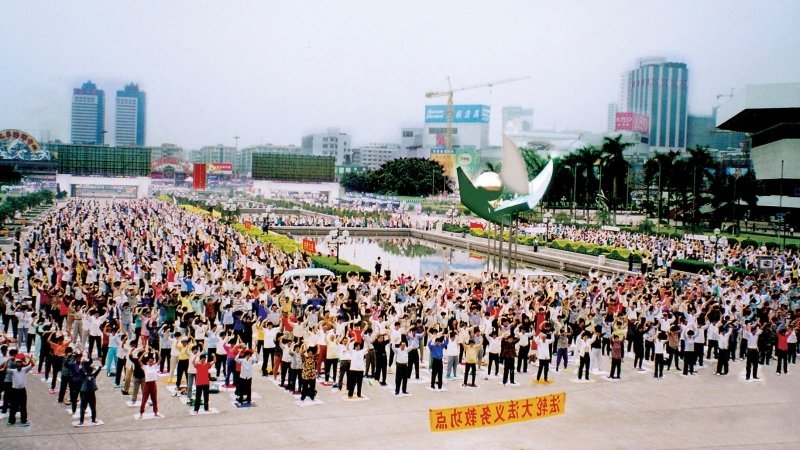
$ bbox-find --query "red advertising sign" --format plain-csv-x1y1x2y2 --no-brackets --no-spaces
208,162,233,175
193,163,207,190
302,239,317,254
615,112,650,134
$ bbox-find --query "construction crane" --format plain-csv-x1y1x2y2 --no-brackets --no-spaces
424,76,530,154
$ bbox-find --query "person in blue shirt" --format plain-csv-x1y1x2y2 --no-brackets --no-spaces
406,327,425,379
427,334,448,390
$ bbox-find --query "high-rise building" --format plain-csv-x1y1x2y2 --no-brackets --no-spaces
70,81,105,144
423,104,490,150
687,108,747,151
115,83,146,146
607,103,619,132
501,106,534,133
301,128,352,165
622,58,688,151
356,143,402,170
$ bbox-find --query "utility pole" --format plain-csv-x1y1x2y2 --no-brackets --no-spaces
657,161,662,233
781,160,786,248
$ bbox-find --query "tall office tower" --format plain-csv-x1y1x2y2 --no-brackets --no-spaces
71,81,105,144
607,103,619,132
623,58,688,151
115,83,146,146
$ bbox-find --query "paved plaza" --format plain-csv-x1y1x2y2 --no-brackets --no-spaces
2,355,798,449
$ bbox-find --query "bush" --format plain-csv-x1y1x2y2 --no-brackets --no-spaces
310,255,371,280
545,238,645,263
785,243,798,253
764,241,780,250
0,190,54,226
726,237,738,246
554,212,571,224
637,219,655,234
443,223,470,234
670,259,754,277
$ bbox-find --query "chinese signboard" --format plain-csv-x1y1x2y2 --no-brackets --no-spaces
428,392,566,432
193,163,207,190
456,146,480,178
302,238,317,254
614,112,650,134
425,105,491,124
208,162,233,175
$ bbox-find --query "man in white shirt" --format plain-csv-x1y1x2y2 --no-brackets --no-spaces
743,324,762,380
235,349,256,405
261,322,280,376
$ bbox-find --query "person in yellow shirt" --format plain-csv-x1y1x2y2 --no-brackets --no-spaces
175,336,195,392
462,339,480,387
255,319,266,356
180,292,194,313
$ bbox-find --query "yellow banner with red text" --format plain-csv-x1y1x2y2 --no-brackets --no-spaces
429,392,566,432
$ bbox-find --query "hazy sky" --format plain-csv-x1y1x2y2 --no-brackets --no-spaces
2,1,799,149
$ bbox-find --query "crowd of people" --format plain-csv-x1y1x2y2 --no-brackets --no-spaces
545,224,799,274
0,198,798,428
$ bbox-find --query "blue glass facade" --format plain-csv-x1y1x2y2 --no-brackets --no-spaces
687,114,747,150
70,81,105,144
115,83,146,146
626,61,688,150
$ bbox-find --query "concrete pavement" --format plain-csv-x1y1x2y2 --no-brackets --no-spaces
2,354,798,449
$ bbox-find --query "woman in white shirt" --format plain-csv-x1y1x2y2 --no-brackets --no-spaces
534,333,554,383
346,341,366,398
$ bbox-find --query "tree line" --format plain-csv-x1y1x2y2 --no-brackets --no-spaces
340,136,754,228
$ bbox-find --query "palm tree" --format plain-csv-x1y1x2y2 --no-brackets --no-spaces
573,145,602,220
558,153,580,219
644,151,680,229
600,134,634,222
685,145,715,224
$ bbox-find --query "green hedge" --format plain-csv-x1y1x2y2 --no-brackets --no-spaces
547,238,647,263
443,223,470,234
309,255,372,280
468,229,646,263
670,258,753,277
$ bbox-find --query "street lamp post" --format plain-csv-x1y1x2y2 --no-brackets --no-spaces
711,227,721,264
657,161,662,234
327,228,350,264
222,201,237,223
262,206,273,234
543,212,553,242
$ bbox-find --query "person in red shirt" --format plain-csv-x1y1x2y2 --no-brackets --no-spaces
775,329,790,375
191,354,215,415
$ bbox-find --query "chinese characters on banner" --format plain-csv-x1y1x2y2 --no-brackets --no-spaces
428,392,566,432
302,239,316,254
